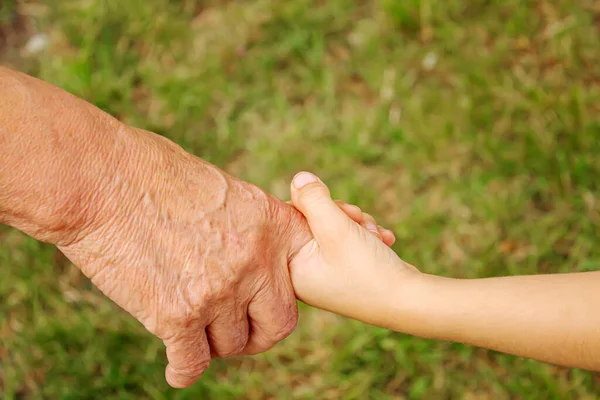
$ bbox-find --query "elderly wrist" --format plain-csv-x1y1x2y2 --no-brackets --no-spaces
54,125,188,246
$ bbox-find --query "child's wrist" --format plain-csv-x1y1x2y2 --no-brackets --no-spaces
392,272,467,340
375,269,442,336
364,262,428,332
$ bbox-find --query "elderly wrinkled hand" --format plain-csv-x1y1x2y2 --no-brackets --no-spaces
57,127,312,388
0,66,311,389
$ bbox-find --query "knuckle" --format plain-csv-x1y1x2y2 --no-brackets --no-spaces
233,332,250,353
175,358,210,377
214,328,249,358
219,340,247,358
252,330,279,354
272,309,298,342
174,282,221,325
246,337,272,355
191,279,215,305
167,340,211,375
168,306,197,328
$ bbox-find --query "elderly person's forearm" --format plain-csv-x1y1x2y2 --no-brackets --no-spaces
0,66,128,244
0,66,311,388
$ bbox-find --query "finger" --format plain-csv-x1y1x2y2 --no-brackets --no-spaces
379,226,396,247
242,275,298,356
361,213,382,240
164,329,211,388
334,201,364,224
206,304,249,358
290,172,353,242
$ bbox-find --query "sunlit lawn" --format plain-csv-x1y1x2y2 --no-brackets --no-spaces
1,0,599,398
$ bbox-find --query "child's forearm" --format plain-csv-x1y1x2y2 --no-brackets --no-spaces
387,270,600,371
287,171,600,371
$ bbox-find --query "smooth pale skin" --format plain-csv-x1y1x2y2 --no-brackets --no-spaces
288,172,600,372
0,66,316,388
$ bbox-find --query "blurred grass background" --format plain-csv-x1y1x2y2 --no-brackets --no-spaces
1,0,600,398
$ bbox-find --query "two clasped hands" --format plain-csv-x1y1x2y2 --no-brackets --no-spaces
1,67,599,389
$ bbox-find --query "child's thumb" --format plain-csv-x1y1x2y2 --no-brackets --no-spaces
290,172,350,241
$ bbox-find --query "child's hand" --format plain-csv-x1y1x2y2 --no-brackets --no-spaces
288,172,420,324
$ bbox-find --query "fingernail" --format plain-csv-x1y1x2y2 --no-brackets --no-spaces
293,172,318,189
365,223,378,232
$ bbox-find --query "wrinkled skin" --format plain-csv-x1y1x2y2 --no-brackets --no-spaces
1,67,312,388
59,126,309,387
56,128,312,388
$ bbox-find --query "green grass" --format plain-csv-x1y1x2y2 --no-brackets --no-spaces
1,0,600,398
